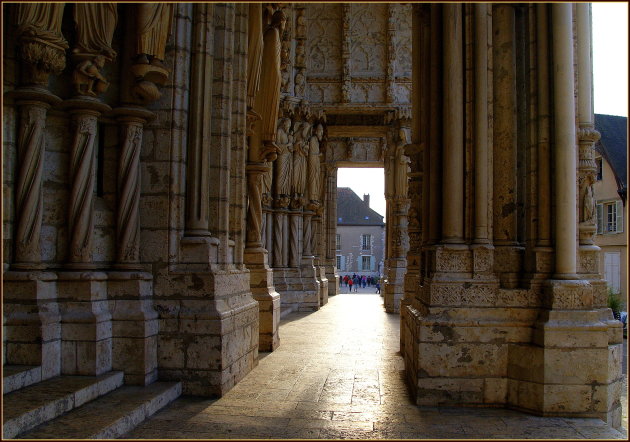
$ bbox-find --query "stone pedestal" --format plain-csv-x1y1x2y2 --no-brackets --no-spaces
108,271,158,385
156,269,259,396
384,258,406,313
3,271,60,380
318,264,329,306
300,257,321,311
244,247,280,352
507,280,622,427
57,271,112,376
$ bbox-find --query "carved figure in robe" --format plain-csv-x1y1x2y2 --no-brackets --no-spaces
292,122,310,202
296,10,306,37
15,3,69,83
262,161,273,207
274,118,293,197
582,178,595,223
247,3,264,110
294,68,306,97
394,127,411,197
295,43,305,67
16,3,68,49
135,4,174,66
73,3,118,60
308,124,324,203
73,55,109,96
253,10,287,154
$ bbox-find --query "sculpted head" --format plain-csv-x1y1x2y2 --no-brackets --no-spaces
316,124,324,139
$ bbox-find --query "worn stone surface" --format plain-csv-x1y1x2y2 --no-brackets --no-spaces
126,294,627,440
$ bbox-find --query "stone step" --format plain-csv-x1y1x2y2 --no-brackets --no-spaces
19,382,182,439
3,365,42,394
3,371,124,439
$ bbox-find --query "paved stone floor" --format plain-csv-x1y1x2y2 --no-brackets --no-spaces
126,293,627,439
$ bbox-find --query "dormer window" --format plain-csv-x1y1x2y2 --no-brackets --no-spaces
595,157,603,181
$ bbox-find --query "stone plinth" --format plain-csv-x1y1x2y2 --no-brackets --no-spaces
3,271,60,380
384,258,406,313
108,271,158,385
299,256,321,311
57,271,112,376
244,247,280,352
318,265,329,306
155,270,259,396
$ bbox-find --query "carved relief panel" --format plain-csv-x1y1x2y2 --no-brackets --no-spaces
306,3,341,78
349,3,386,78
391,4,412,79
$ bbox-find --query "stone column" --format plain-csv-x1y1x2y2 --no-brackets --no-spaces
551,3,577,279
515,5,622,427
57,97,112,376
107,107,159,385
492,4,523,287
385,197,410,313
245,162,280,351
442,4,464,244
576,3,601,280
300,204,321,311
4,99,61,374
471,4,495,279
3,4,68,380
324,164,339,295
533,4,554,277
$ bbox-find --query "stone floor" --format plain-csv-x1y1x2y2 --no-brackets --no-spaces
126,292,627,439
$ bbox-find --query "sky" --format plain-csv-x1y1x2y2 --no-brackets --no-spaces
339,3,628,219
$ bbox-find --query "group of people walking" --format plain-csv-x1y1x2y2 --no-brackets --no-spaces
340,274,381,293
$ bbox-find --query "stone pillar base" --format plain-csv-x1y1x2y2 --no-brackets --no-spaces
317,265,329,306
494,245,524,288
325,264,339,296
155,269,259,396
180,236,220,269
506,280,623,428
57,271,112,376
300,257,321,311
385,257,407,313
108,271,158,385
245,248,280,352
3,271,60,380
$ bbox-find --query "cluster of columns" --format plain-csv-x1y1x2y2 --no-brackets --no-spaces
4,3,172,385
400,3,621,426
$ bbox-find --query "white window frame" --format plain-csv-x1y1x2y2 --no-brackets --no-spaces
361,234,371,251
361,255,373,272
597,200,623,234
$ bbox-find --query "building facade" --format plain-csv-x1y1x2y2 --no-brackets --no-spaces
2,2,623,435
593,114,627,302
336,188,385,278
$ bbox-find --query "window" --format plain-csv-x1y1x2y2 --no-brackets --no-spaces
336,234,341,251
597,201,624,234
361,234,371,251
336,255,345,271
361,255,373,271
604,252,621,293
595,157,603,181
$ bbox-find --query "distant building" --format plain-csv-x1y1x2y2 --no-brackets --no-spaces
336,188,385,278
593,114,627,301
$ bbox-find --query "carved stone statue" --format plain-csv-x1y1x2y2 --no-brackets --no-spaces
308,124,324,203
247,3,264,110
15,3,68,84
395,127,411,197
292,122,309,203
136,4,174,66
274,118,293,197
262,160,273,207
582,179,595,223
295,43,305,67
294,68,306,97
73,55,109,97
73,4,118,60
254,10,287,154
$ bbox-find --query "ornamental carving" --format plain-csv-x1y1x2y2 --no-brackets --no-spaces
349,4,386,77
391,4,413,78
306,4,341,77
16,3,69,85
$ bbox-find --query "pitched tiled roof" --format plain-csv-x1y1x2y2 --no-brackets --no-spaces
337,187,385,226
595,114,627,199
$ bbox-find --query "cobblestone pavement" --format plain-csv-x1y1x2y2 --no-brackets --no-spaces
127,293,627,439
